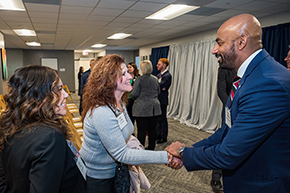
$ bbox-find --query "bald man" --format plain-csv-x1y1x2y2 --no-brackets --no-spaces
166,14,290,192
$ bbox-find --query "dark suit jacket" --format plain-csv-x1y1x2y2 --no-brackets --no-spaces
0,125,85,193
156,70,172,106
183,49,290,192
79,69,91,96
217,67,236,105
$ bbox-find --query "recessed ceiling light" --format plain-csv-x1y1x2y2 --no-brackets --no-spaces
146,4,200,20
13,29,36,36
107,33,132,40
26,42,41,46
91,44,107,48
0,0,25,11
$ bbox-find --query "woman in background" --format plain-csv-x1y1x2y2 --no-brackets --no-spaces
0,65,86,193
80,54,172,193
78,66,84,96
131,60,161,150
127,62,139,125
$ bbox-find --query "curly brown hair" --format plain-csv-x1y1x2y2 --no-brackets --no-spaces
82,54,128,119
0,65,69,152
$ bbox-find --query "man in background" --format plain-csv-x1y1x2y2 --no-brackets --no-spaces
211,67,235,191
79,58,95,114
165,14,290,192
156,58,172,144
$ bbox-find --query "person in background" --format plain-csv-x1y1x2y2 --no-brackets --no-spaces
131,60,161,150
211,67,235,191
79,57,103,114
0,65,86,193
78,66,84,96
165,14,290,192
127,62,139,125
80,55,172,193
284,49,290,70
156,58,172,144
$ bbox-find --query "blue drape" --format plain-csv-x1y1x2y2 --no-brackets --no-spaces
262,22,290,67
150,46,169,76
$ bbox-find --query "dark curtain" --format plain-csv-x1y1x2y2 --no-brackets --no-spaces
262,22,290,67
150,46,169,76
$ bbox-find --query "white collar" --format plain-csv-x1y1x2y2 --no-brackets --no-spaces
237,49,262,78
161,69,168,75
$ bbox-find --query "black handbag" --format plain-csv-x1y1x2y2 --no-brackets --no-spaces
114,162,130,193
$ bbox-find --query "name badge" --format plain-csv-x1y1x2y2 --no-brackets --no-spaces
67,140,87,180
225,107,231,128
117,112,127,130
158,78,161,83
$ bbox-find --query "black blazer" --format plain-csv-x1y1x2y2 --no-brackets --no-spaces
0,124,85,193
156,70,172,106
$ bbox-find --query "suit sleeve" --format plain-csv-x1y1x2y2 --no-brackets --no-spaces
159,73,172,90
131,77,140,99
29,130,67,193
183,78,290,171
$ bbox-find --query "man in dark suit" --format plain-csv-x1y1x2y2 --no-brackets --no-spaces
211,67,235,191
156,58,172,143
166,14,290,192
79,58,95,114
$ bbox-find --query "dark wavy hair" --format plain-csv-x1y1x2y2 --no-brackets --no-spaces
0,65,69,152
128,62,139,77
82,54,128,119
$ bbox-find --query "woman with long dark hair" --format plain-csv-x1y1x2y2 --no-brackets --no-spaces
0,65,86,193
127,62,139,124
80,54,172,193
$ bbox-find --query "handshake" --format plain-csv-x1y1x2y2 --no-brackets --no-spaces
164,141,186,170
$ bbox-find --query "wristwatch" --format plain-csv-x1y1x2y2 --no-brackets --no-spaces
178,146,185,158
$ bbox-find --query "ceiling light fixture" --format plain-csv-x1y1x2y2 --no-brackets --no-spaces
13,29,36,36
91,44,107,48
107,33,132,40
26,42,41,46
0,0,25,11
146,4,200,20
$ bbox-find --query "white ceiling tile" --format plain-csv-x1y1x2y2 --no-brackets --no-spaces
91,8,125,16
120,10,152,18
61,0,98,7
60,5,94,14
129,2,169,12
6,22,33,29
97,0,136,9
205,0,253,9
25,3,59,12
235,1,279,11
87,15,116,22
113,16,142,23
59,13,88,20
28,12,59,19
38,34,55,42
31,18,58,23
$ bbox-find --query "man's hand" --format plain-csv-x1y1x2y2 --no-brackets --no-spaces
164,141,186,158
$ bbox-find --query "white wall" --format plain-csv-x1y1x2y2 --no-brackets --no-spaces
139,11,290,58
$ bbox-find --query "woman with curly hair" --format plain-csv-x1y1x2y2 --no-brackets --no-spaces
80,54,172,193
0,65,85,193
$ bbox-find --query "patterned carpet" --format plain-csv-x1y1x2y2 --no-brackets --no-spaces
139,118,219,193
70,92,222,193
